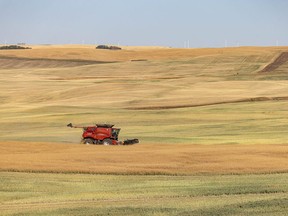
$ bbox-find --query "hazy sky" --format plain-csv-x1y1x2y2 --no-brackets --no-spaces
0,0,287,48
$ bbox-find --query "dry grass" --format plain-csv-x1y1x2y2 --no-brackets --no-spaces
0,141,287,175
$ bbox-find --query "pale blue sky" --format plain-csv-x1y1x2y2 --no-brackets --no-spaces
0,0,287,47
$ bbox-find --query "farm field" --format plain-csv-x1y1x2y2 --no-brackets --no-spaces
1,45,288,144
0,141,288,175
1,172,287,216
0,45,288,215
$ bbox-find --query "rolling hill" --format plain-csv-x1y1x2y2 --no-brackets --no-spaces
0,45,288,144
1,45,288,215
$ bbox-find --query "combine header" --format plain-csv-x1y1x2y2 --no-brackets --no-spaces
67,123,139,145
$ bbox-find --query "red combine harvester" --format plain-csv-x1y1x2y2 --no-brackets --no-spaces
67,123,139,145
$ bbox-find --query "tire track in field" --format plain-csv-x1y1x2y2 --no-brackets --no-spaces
1,192,286,211
128,96,288,110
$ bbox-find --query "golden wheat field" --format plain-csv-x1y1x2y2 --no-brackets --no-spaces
1,45,288,215
0,45,288,173
1,141,288,175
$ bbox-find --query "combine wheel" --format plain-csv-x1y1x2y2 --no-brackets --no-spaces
103,138,112,145
82,138,94,145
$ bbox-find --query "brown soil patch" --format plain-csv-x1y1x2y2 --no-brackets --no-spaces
261,52,288,72
0,142,287,175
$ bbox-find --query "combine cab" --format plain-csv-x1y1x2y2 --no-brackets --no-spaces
67,123,139,145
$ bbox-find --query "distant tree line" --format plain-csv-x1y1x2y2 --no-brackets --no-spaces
0,45,32,50
96,45,121,50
